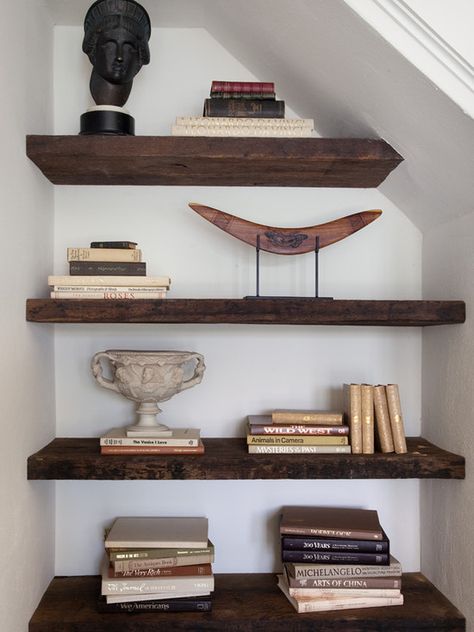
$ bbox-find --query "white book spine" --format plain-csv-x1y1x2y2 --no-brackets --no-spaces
102,576,214,595
48,275,170,287
172,125,313,138
175,116,314,128
50,291,167,299
53,286,168,292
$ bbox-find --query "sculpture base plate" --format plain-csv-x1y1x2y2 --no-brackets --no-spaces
80,109,135,136
126,425,172,437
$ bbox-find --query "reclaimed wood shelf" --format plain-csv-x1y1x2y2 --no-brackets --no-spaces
25,298,465,326
26,135,403,187
29,572,465,632
27,437,465,480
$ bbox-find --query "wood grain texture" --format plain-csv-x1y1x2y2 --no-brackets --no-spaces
27,437,465,480
188,203,382,254
26,136,403,187
29,573,465,632
25,298,466,326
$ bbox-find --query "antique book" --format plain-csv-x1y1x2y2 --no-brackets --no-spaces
210,91,275,100
109,562,212,578
281,534,389,553
285,570,401,589
175,116,312,128
101,444,204,455
172,125,312,138
286,555,402,579
247,435,348,446
280,507,384,540
108,542,214,561
90,241,137,249
248,445,351,454
69,261,146,276
271,410,344,425
97,595,212,613
48,275,170,287
113,551,215,572
51,291,166,300
203,98,285,118
211,80,275,93
386,384,408,454
247,415,349,435
282,550,389,565
343,383,362,453
278,574,403,613
361,384,374,454
100,428,200,447
67,247,142,262
373,385,395,453
105,517,209,549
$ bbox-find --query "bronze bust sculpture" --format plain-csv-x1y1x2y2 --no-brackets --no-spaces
80,0,151,135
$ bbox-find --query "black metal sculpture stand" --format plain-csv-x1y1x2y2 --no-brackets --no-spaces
245,235,333,299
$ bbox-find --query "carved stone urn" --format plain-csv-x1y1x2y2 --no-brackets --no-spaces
91,350,205,435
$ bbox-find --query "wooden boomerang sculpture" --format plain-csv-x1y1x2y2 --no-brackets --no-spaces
189,203,382,255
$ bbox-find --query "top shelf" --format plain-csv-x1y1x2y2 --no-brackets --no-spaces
26,135,403,187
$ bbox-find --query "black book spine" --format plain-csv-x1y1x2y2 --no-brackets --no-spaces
97,598,212,613
69,262,146,276
282,550,390,565
203,98,285,118
281,536,389,554
90,241,137,248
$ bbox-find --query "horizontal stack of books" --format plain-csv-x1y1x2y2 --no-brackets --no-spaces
100,427,205,456
49,240,170,299
246,410,350,454
344,383,407,455
278,507,403,613
98,516,215,613
172,81,314,137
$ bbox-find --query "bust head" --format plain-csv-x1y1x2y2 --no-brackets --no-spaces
82,0,151,106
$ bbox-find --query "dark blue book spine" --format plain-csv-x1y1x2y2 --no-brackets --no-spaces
281,550,390,565
281,536,389,554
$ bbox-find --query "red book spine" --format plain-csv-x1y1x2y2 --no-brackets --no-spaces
109,563,212,578
211,81,275,93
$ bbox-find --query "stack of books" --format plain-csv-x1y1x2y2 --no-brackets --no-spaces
49,240,170,299
100,427,205,456
344,384,407,455
246,410,350,454
172,81,314,137
278,507,404,613
98,516,215,613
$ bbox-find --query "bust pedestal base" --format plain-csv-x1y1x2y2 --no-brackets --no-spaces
80,106,135,135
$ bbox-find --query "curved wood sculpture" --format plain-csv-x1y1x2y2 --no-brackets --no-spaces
189,203,382,255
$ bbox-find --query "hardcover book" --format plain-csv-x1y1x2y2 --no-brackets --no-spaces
211,81,275,93
361,384,374,454
100,443,204,455
69,262,146,276
248,445,351,454
108,562,212,578
67,247,142,262
281,534,389,553
48,275,170,288
203,98,285,118
90,241,137,249
374,385,395,453
97,595,212,613
108,542,214,561
282,550,389,565
271,410,344,425
284,571,401,590
343,384,362,454
100,428,201,447
286,555,402,579
280,507,384,540
247,415,349,435
105,516,209,549
386,384,408,454
247,435,348,446
112,551,214,572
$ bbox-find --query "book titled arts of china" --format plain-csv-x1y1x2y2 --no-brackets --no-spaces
280,507,384,541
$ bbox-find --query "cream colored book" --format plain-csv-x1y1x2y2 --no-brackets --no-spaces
271,410,344,425
361,384,374,454
175,116,314,128
48,275,170,288
247,435,348,446
67,248,142,262
106,590,211,603
343,384,362,454
172,125,313,138
386,384,408,454
105,517,209,549
373,385,395,453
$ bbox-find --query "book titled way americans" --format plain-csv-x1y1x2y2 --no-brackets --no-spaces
280,507,384,541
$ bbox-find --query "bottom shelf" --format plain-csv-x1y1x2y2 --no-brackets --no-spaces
29,572,465,631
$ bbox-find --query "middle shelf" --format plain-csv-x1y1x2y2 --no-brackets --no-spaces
27,437,465,480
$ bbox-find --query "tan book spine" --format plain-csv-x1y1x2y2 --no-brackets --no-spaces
344,384,362,453
248,445,351,454
373,385,395,453
101,445,204,455
247,435,348,446
271,411,343,425
113,553,214,572
67,247,142,262
385,384,408,454
361,384,374,454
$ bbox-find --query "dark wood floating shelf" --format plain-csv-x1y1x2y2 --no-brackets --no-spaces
27,437,464,481
25,298,465,326
26,135,403,187
29,573,465,632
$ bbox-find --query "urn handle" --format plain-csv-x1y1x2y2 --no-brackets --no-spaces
180,353,206,392
91,351,121,394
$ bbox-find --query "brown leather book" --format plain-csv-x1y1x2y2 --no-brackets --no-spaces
280,507,384,541
343,384,362,454
386,384,408,454
373,386,395,453
361,384,374,454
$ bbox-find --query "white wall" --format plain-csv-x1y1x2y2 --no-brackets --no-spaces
0,2,56,631
52,26,423,575
422,211,474,630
